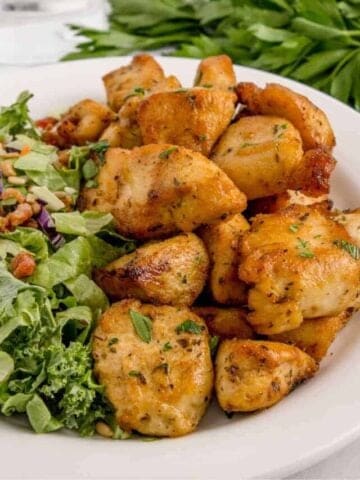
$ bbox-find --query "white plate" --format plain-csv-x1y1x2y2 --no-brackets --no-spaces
0,56,360,480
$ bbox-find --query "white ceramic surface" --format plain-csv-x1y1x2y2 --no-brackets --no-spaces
0,57,360,480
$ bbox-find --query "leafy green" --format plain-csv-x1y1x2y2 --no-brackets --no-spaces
0,228,49,261
0,351,14,383
0,91,39,140
64,0,360,110
52,211,114,236
129,309,152,343
176,319,204,334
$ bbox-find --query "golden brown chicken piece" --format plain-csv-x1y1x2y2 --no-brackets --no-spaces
94,233,209,306
138,88,236,156
236,82,335,151
194,55,236,90
193,306,254,340
199,213,249,304
101,75,181,149
334,210,360,246
103,54,166,111
211,115,303,199
215,340,317,412
269,310,351,362
93,299,213,437
239,205,360,335
80,144,247,239
42,99,116,147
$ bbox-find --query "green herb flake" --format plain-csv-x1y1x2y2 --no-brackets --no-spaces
128,370,146,384
162,341,173,352
296,237,315,258
108,337,119,347
176,319,203,335
129,309,152,343
209,335,219,356
289,224,299,233
333,239,360,260
159,147,178,160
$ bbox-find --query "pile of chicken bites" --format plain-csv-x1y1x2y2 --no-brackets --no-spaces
43,54,360,438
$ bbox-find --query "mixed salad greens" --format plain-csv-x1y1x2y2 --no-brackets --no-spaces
0,92,135,437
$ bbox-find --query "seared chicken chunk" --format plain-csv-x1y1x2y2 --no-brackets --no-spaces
194,55,236,90
103,54,166,111
239,205,360,334
193,306,254,340
80,144,247,239
199,213,249,304
215,340,317,412
237,82,335,150
94,233,209,306
43,99,116,147
138,88,236,156
93,299,213,437
101,75,181,149
269,310,351,362
211,115,303,199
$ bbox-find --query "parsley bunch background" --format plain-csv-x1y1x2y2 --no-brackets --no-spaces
63,0,360,111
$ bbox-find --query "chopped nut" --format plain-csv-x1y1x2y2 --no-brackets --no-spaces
95,422,114,438
7,176,27,186
0,160,16,177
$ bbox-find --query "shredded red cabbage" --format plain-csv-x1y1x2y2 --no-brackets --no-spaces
36,205,65,249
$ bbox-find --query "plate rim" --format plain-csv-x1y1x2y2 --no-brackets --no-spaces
0,55,360,480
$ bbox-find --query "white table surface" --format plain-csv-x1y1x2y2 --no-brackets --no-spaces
1,15,360,480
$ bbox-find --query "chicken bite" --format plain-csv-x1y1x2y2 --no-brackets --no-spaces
42,99,116,147
239,205,360,334
199,213,249,304
92,299,213,437
80,144,247,239
211,115,303,199
236,82,335,151
94,233,209,306
138,87,236,156
103,54,166,111
215,340,317,412
194,55,236,90
101,75,181,149
269,310,351,362
193,306,254,340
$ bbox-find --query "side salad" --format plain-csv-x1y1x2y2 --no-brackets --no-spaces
0,92,135,437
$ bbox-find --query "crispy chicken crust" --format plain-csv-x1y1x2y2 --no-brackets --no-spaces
215,339,317,412
103,54,166,111
194,55,236,90
193,306,254,340
93,299,213,437
236,82,335,151
199,213,249,304
269,310,351,362
239,205,360,334
211,115,303,199
138,87,236,156
80,144,247,239
94,233,209,306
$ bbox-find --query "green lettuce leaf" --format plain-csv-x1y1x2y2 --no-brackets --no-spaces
52,211,114,236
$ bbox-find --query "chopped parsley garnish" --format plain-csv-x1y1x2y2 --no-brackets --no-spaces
128,370,146,384
209,336,219,356
163,342,173,352
108,337,118,347
176,319,203,335
273,123,288,135
124,86,146,101
289,224,300,233
129,309,152,343
296,238,315,258
159,147,178,159
333,239,360,260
